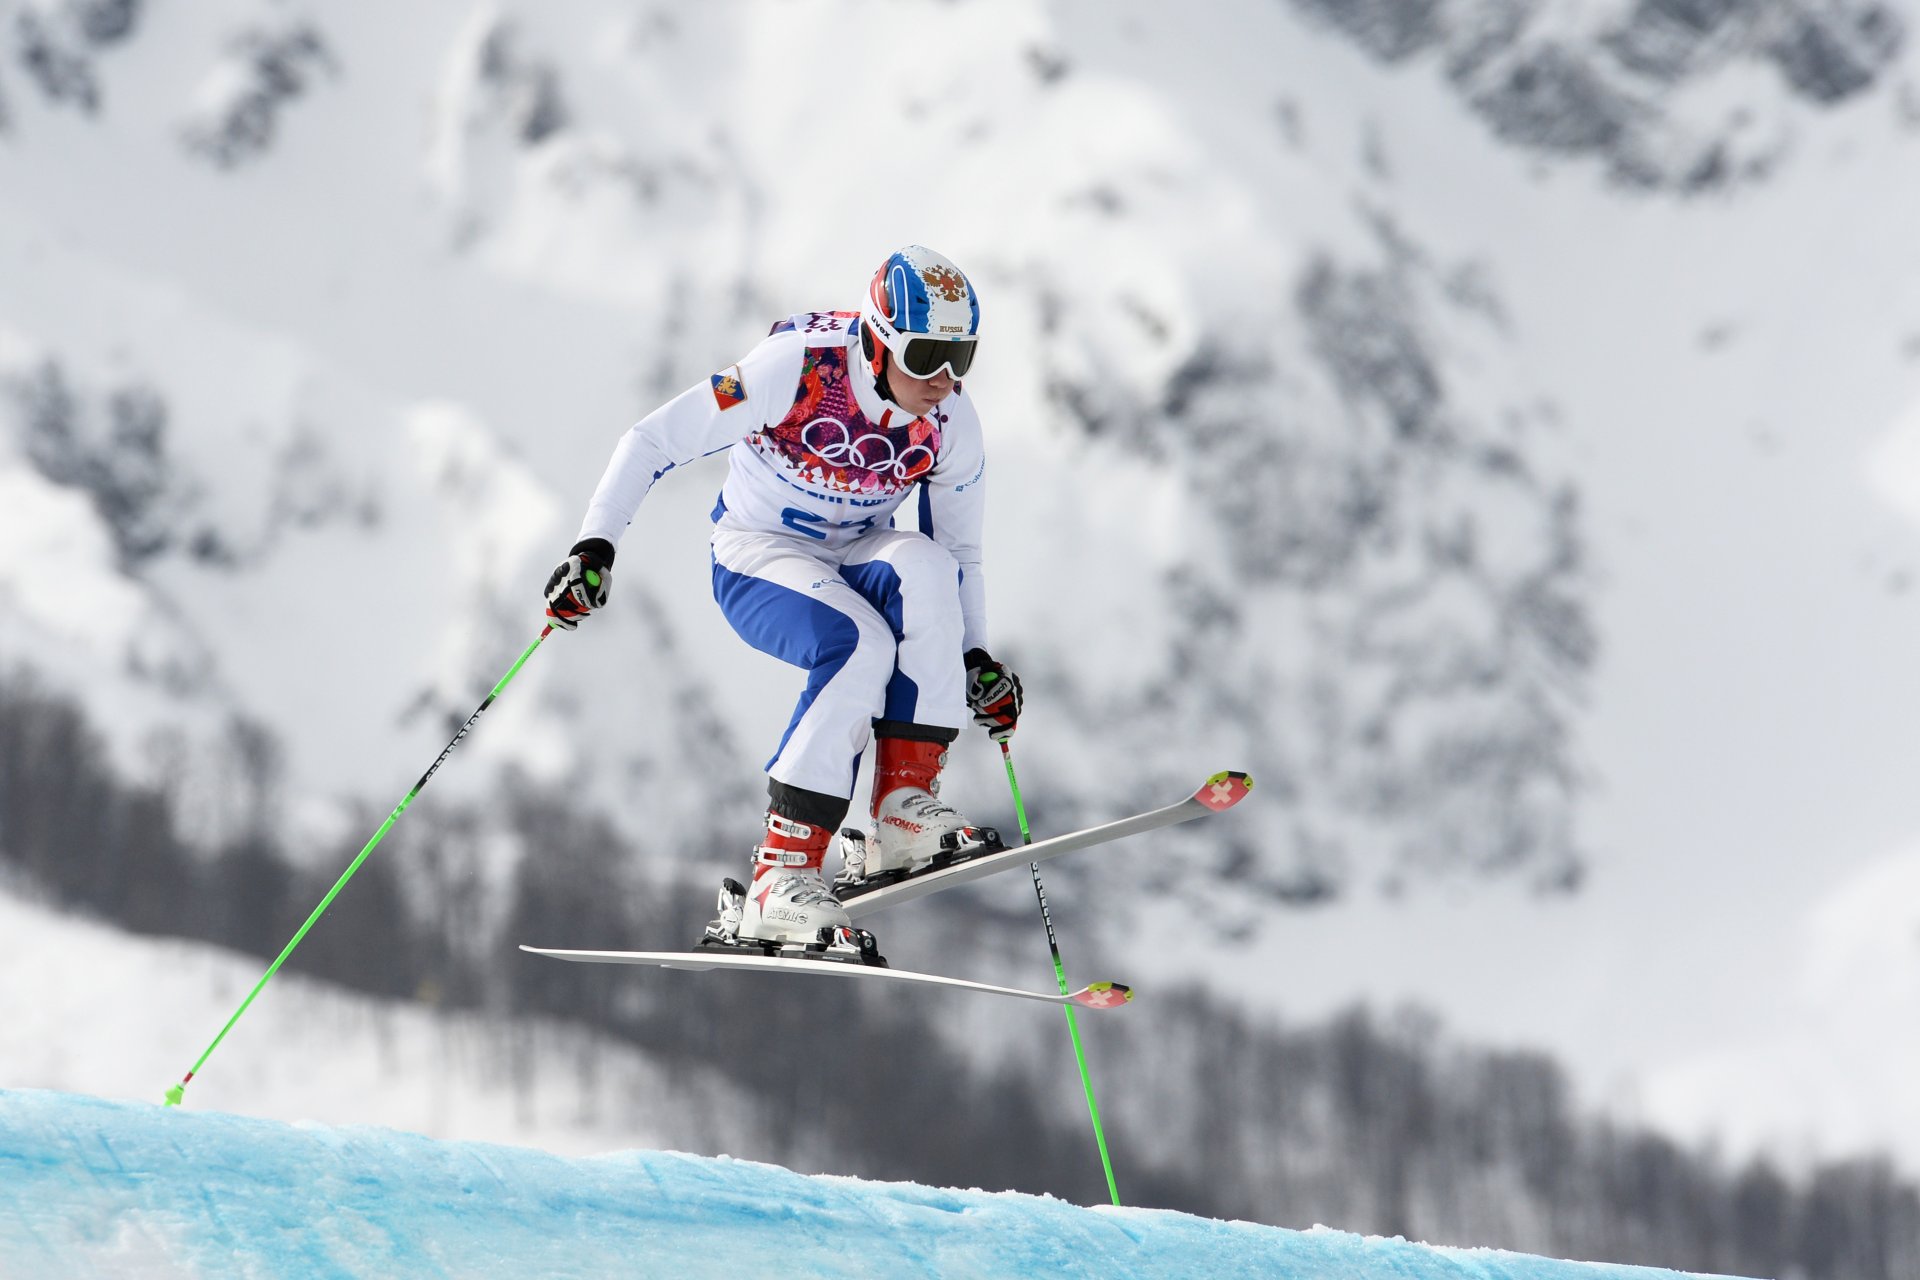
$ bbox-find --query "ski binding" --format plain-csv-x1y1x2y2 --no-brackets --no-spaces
699,876,887,965
833,824,1003,893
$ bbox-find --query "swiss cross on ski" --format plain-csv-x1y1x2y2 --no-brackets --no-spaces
1199,772,1253,811
535,244,1251,1001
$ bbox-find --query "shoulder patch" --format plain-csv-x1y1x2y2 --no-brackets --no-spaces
711,366,747,411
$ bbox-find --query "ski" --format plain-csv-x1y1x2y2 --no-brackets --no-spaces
517,771,1247,1005
518,946,1134,1010
837,769,1253,919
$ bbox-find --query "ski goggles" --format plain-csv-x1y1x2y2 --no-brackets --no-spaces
888,333,978,381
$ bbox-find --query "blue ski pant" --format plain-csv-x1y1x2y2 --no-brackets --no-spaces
711,527,968,799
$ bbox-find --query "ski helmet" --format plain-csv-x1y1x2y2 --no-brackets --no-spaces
861,246,980,382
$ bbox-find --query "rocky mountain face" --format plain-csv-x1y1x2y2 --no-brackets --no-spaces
1292,0,1905,189
0,0,1600,923
1033,216,1593,920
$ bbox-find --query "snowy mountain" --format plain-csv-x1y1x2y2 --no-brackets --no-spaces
6,0,1920,1254
0,0,1590,898
1294,0,1905,188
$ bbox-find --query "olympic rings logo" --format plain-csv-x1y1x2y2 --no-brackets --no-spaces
799,417,936,482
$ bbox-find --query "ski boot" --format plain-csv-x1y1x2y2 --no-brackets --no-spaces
702,810,885,966
837,725,999,890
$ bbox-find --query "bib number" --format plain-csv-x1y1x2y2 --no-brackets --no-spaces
782,508,878,541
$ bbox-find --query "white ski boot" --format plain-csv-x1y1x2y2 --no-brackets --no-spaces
732,810,853,945
840,729,997,886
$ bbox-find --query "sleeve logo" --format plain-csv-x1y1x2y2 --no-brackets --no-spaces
711,366,747,411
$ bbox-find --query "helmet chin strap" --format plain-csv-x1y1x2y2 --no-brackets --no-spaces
860,320,903,411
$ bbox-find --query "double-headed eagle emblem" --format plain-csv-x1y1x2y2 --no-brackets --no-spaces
920,266,968,302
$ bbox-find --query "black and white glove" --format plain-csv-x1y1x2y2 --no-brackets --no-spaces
544,538,615,629
964,648,1022,741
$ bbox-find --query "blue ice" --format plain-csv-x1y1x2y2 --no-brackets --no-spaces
0,1089,1748,1279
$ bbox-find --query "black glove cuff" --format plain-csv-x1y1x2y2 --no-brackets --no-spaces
964,647,995,670
570,537,616,567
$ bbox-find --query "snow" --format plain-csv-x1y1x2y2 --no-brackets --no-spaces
1638,843,1920,1164
3,0,1920,1185
0,461,147,646
1109,0,1920,1172
0,886,758,1161
0,1087,1743,1280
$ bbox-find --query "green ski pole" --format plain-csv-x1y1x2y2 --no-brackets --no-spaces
163,623,556,1107
999,737,1123,1207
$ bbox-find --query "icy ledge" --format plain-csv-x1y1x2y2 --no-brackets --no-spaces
0,1088,1743,1279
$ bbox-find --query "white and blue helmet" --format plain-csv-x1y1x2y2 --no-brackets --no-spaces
861,245,980,381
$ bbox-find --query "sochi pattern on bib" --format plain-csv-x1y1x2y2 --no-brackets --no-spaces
754,340,943,497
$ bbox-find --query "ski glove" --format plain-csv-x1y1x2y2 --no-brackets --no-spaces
964,648,1022,742
544,538,615,629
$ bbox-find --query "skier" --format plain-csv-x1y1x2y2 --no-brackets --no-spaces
542,246,1023,952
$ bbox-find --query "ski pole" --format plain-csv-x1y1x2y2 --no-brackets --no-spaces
163,624,555,1107
999,738,1122,1207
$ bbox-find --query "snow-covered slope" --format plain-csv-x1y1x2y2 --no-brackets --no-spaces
0,886,762,1159
0,1087,1746,1280
4,0,1920,1183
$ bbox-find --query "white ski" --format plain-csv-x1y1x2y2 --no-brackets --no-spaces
518,771,1249,1005
838,770,1253,918
518,946,1134,1010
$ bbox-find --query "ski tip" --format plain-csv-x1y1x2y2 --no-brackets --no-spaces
1194,771,1254,812
1070,982,1134,1010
